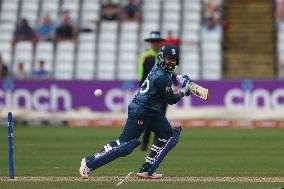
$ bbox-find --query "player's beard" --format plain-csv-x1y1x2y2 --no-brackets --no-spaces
163,62,176,72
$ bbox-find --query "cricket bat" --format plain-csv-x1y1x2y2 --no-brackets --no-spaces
176,75,209,100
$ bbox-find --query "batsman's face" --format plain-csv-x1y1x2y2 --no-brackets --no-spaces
164,57,177,71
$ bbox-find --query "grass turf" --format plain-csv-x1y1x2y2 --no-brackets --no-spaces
0,126,284,188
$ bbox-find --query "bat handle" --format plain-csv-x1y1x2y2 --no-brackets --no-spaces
188,83,197,93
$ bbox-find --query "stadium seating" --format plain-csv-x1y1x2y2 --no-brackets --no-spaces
75,33,96,80
54,41,75,80
13,42,33,74
35,42,54,74
180,0,202,80
0,41,12,66
0,0,19,23
81,0,100,30
40,0,59,20
223,0,275,78
140,0,161,47
0,0,225,80
161,0,181,35
62,0,80,19
20,0,39,27
201,29,222,79
117,22,139,80
278,22,284,78
97,22,118,80
278,23,284,62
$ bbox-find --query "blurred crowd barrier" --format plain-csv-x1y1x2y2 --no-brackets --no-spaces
1,106,284,128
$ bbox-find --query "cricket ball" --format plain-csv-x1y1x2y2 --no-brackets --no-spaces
94,89,103,96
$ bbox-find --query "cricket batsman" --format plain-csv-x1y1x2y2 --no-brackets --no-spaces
139,31,165,151
79,44,192,179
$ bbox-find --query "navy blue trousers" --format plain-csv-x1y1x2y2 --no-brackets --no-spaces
119,107,173,142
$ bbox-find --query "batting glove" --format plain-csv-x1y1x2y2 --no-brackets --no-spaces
177,75,190,87
185,88,192,97
180,82,192,97
181,75,192,97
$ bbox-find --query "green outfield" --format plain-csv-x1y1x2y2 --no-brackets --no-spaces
0,126,284,189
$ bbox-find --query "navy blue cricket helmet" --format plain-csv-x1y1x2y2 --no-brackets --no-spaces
158,44,180,72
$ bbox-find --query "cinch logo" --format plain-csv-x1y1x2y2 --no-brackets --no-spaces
224,88,284,109
105,88,137,112
104,88,192,112
0,85,72,111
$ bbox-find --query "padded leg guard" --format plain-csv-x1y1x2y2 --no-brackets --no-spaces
147,127,182,176
86,139,141,170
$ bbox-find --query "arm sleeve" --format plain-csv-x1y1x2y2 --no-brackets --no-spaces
153,75,184,105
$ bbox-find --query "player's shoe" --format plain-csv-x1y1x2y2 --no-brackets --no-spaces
79,158,90,179
137,172,162,179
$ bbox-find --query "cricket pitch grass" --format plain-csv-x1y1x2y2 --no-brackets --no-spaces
0,126,284,189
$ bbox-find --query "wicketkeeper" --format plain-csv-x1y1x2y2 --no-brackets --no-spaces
79,44,192,179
